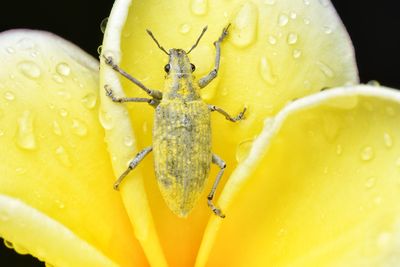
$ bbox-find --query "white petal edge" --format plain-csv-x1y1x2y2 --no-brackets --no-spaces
0,195,118,267
196,84,400,267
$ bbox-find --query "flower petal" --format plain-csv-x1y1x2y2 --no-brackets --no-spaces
198,85,400,266
101,0,357,265
0,30,147,266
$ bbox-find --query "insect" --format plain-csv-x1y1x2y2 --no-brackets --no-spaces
103,25,246,218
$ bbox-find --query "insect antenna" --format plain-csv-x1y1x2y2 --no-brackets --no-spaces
146,29,170,55
187,26,208,54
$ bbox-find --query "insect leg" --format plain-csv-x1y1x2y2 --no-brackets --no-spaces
208,154,227,218
114,146,153,190
198,24,230,88
103,55,163,100
209,105,247,122
104,85,159,108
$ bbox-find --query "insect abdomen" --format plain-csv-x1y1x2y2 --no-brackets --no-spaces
153,100,211,217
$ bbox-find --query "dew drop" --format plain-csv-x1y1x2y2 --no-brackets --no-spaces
56,62,71,77
17,38,35,50
97,45,103,55
267,35,277,45
383,132,393,148
396,157,400,167
303,18,310,25
52,120,62,136
303,80,312,90
6,47,15,54
4,240,13,249
292,49,302,59
59,108,69,117
99,110,114,130
360,146,374,161
4,91,15,101
55,146,72,167
336,144,342,155
124,135,133,147
13,243,29,255
286,32,298,45
55,199,65,209
100,17,108,34
303,0,310,5
15,167,26,175
52,74,64,83
57,90,71,100
0,130,4,137
15,110,37,150
367,80,380,86
264,0,275,5
231,2,259,47
319,0,329,7
179,23,191,34
236,139,254,162
259,56,277,85
81,93,97,109
71,119,88,136
191,0,208,16
365,177,376,189
324,26,332,34
18,61,41,79
290,11,297,19
317,61,334,78
278,14,289,26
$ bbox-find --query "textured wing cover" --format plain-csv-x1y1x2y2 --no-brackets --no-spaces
153,100,211,217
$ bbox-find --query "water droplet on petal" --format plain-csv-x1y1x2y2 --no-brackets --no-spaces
236,139,254,162
303,0,310,6
142,121,149,134
259,56,277,85
319,0,329,7
4,91,15,101
55,146,72,167
81,93,97,109
396,157,400,167
99,110,114,130
367,80,380,86
100,17,108,33
6,47,15,54
286,32,298,45
317,61,334,78
0,130,5,137
71,119,88,136
267,35,277,45
303,18,310,25
383,132,393,148
360,146,374,161
97,45,103,55
52,74,64,84
336,144,342,155
231,2,259,47
292,49,302,59
52,120,62,136
17,38,35,50
56,62,71,77
365,177,376,189
124,135,133,147
191,0,208,16
290,11,297,19
15,167,26,175
4,240,13,249
57,90,72,100
278,14,289,26
179,23,191,34
59,108,69,117
264,0,275,5
324,26,332,34
15,110,36,150
18,61,41,79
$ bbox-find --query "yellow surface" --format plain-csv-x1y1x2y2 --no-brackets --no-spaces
0,30,147,266
200,86,400,266
101,0,358,266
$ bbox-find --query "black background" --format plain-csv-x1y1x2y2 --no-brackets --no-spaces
0,0,399,266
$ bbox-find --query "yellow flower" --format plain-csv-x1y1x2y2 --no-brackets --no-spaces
1,0,400,266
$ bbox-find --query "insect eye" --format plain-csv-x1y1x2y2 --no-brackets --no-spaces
164,64,170,73
190,63,196,72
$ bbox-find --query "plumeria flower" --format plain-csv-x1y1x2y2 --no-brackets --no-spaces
1,0,400,266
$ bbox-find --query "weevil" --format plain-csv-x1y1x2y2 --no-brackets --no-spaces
103,25,246,218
